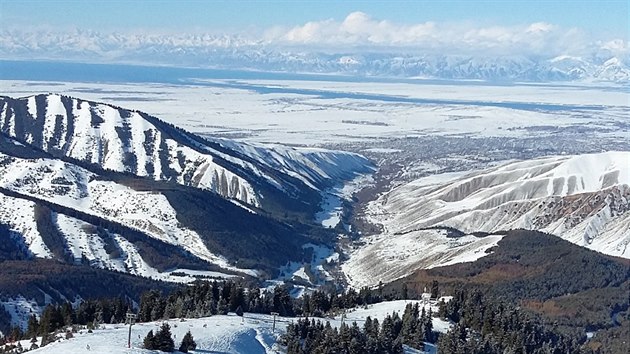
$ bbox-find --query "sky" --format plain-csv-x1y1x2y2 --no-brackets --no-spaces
1,0,627,37
0,0,628,71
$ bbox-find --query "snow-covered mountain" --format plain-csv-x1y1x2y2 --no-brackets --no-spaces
0,94,372,211
0,94,373,282
344,152,630,288
1,29,628,83
0,149,253,278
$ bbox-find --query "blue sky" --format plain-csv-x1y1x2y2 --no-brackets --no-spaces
1,0,628,37
0,0,627,65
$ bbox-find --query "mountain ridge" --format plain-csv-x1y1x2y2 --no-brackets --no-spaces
0,95,372,284
1,31,628,83
343,152,630,288
0,94,374,215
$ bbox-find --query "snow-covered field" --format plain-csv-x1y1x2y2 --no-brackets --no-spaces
19,300,449,354
2,79,628,146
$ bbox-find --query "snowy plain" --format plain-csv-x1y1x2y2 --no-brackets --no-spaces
2,78,628,146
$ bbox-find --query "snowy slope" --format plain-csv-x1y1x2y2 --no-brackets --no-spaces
0,94,258,204
0,94,373,212
212,138,374,191
343,230,503,289
344,152,630,288
0,152,250,275
23,301,448,354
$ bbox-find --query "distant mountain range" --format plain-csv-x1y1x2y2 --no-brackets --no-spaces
1,31,628,83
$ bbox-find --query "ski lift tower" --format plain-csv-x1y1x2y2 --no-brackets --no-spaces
125,313,137,348
271,312,280,332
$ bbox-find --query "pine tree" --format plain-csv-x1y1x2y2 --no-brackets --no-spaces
431,280,439,299
423,308,434,343
143,329,156,350
178,330,196,353
217,298,228,315
25,314,39,339
155,323,175,352
229,285,245,312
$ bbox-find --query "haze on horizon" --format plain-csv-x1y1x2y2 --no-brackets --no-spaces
0,0,627,66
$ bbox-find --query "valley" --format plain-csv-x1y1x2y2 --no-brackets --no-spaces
2,0,630,352
0,69,629,353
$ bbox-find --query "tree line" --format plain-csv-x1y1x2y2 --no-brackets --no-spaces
436,288,593,354
281,302,435,353
0,279,397,352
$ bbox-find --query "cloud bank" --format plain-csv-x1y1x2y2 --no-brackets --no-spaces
2,12,628,57
1,12,628,82
261,12,626,56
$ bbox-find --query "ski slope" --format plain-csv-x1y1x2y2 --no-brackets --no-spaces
22,300,450,354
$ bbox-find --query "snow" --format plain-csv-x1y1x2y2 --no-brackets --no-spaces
167,269,238,280
0,152,258,279
342,229,502,288
363,148,402,153
347,151,630,283
41,94,67,151
57,214,127,271
24,300,451,354
275,243,336,286
315,193,343,228
1,297,42,330
3,79,627,146
0,192,51,258
316,173,374,228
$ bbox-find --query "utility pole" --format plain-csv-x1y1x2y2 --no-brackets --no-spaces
125,313,137,348
271,312,280,332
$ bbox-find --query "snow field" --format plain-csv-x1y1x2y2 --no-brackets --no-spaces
25,300,451,354
2,79,627,146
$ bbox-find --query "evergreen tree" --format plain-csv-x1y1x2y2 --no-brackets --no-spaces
25,314,39,339
423,308,434,343
178,330,196,353
273,285,294,316
217,298,228,315
155,323,175,352
247,286,261,312
229,285,245,312
431,280,439,299
143,329,157,350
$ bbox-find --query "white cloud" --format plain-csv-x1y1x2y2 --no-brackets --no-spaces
0,12,627,64
263,12,606,56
